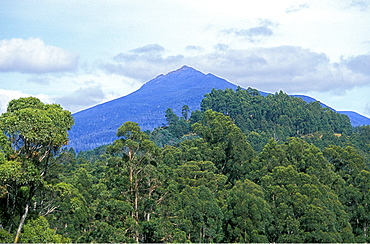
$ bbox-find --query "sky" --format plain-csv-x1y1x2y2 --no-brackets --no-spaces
1,0,370,118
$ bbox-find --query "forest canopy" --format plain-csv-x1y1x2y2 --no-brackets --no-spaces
0,89,369,243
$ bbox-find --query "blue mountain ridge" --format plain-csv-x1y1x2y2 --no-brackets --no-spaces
68,66,370,152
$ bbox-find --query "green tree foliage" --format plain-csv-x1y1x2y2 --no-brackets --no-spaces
225,179,271,242
261,165,353,242
161,160,227,243
20,216,70,243
92,121,163,243
181,105,190,120
192,110,255,182
1,89,369,243
151,107,191,146
351,170,370,242
0,97,73,243
201,87,352,143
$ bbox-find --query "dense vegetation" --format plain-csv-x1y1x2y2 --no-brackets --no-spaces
0,89,369,243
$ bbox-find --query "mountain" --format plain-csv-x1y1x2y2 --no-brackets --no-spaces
68,66,370,151
69,66,240,151
337,111,370,127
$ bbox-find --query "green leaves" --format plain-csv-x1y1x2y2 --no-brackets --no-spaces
192,110,255,182
20,216,70,243
260,165,352,242
0,97,74,163
0,97,74,242
226,179,271,243
117,121,149,141
201,87,353,140
1,90,369,243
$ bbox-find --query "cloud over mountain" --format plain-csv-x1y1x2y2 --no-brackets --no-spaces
102,44,370,94
0,38,79,73
104,44,184,81
54,86,106,113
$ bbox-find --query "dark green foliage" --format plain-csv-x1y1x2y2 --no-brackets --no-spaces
1,91,369,243
151,107,192,147
201,87,352,142
225,179,271,242
192,110,255,183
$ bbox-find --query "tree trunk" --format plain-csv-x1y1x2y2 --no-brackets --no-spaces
134,177,139,243
14,202,29,243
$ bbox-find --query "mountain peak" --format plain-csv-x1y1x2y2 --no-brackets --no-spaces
140,66,208,91
177,65,196,71
165,65,204,77
152,66,201,79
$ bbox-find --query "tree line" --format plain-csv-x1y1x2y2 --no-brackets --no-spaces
0,89,369,243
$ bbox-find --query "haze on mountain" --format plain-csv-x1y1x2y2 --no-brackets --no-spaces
68,66,370,152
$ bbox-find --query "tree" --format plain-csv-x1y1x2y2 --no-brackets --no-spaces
192,110,255,183
323,145,367,183
0,97,73,243
104,121,161,242
181,105,190,120
225,179,271,242
20,216,70,243
165,108,179,126
261,165,353,242
163,108,191,139
352,170,370,242
163,161,227,243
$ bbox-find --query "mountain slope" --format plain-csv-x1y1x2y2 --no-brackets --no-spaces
338,111,370,127
68,66,370,151
69,66,241,151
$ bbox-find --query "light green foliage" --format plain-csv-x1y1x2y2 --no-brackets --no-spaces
257,138,340,186
20,216,70,243
0,229,13,243
1,97,73,155
0,97,73,242
174,161,227,191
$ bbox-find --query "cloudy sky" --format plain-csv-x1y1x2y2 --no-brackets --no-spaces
1,0,370,118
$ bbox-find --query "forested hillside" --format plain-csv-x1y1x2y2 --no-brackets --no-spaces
0,92,369,243
68,66,370,152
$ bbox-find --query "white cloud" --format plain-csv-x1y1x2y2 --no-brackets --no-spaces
103,44,370,94
223,26,273,43
104,44,185,81
0,38,79,73
349,0,368,11
0,68,143,114
0,89,52,114
54,86,106,113
194,46,370,93
48,70,143,113
130,44,165,54
285,3,310,14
